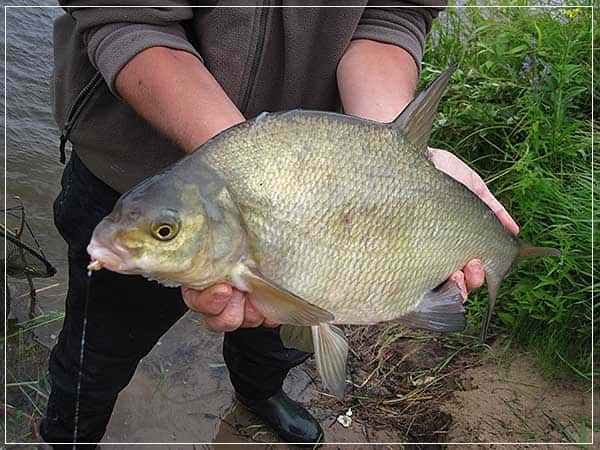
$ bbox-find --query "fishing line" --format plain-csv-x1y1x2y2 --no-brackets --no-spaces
72,269,92,447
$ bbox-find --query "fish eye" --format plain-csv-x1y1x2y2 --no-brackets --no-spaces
154,224,174,240
151,216,180,241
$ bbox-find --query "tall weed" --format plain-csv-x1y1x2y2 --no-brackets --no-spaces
424,4,593,378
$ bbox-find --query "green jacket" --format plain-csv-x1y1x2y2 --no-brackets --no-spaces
53,1,444,193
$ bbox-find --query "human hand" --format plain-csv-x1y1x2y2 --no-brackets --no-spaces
428,147,520,302
182,284,279,332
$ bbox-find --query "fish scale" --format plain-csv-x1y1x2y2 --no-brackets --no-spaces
201,110,515,323
88,68,559,398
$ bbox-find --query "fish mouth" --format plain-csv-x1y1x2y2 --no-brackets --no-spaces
87,236,138,274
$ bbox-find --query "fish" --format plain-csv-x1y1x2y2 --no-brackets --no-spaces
87,68,560,399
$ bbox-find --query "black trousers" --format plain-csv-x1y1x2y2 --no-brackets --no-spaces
40,153,309,446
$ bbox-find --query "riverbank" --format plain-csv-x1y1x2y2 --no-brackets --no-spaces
4,314,592,447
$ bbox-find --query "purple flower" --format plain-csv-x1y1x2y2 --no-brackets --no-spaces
519,69,526,79
533,75,540,84
524,55,531,65
543,64,551,74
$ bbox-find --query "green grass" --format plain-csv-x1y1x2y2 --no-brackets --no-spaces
424,3,593,379
2,323,52,443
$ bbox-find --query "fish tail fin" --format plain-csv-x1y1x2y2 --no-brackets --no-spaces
480,241,560,342
517,240,561,260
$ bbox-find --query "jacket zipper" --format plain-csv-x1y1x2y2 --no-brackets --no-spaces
240,1,269,113
59,71,103,164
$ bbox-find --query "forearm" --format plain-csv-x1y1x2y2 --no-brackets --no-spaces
337,39,418,123
115,46,245,153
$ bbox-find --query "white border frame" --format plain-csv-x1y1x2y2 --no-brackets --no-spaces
3,2,594,447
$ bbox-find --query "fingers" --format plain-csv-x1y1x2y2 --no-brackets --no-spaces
182,284,276,331
468,170,519,236
428,148,519,236
204,289,246,332
263,319,280,328
449,259,486,304
245,299,280,328
240,298,280,328
484,197,520,236
241,298,266,328
449,271,468,302
182,283,232,314
463,259,485,291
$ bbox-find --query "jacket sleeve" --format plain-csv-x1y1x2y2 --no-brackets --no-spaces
59,1,202,94
353,1,446,70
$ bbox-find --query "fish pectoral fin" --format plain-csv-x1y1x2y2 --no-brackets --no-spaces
280,324,314,353
241,267,334,326
398,280,466,332
313,323,349,400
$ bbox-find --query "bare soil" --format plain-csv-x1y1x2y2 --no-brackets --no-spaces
4,302,594,449
296,324,593,448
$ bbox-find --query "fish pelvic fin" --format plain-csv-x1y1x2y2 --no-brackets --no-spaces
280,324,314,353
517,240,561,260
391,66,456,151
312,323,349,400
398,279,466,332
234,265,334,326
281,323,349,400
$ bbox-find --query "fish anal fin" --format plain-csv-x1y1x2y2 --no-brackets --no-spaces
313,323,349,400
481,273,502,342
398,279,466,332
235,265,334,326
280,324,314,353
392,66,455,151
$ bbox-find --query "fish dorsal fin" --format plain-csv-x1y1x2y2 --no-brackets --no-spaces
234,265,334,326
392,66,455,150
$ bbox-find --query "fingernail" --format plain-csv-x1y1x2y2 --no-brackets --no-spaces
213,294,230,303
263,319,280,328
449,272,461,283
213,285,231,300
467,259,482,269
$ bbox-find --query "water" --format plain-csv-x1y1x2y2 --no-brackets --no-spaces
4,5,67,345
3,4,316,445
